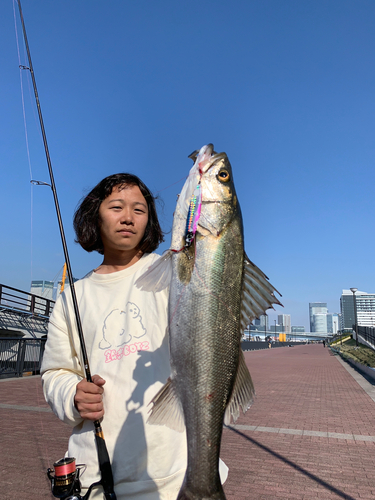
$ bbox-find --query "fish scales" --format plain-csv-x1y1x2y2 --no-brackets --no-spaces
171,228,243,498
135,145,281,500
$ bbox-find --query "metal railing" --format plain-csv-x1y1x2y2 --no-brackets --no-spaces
357,326,375,349
0,283,54,318
0,338,47,378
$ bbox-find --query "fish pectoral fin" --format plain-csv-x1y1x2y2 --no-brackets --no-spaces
224,350,255,425
134,251,173,292
240,253,283,330
147,377,185,433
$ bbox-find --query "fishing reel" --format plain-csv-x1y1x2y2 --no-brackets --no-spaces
47,457,103,500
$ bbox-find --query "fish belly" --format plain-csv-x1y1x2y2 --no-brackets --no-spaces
169,226,243,499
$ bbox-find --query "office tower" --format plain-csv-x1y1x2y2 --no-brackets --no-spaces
253,314,269,330
309,303,328,332
340,290,375,330
312,313,328,333
277,314,291,333
327,313,339,334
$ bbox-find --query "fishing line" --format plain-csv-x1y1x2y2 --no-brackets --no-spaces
154,175,188,195
12,0,34,289
12,0,55,471
12,0,32,181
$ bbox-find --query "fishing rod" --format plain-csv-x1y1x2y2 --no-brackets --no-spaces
16,2,116,499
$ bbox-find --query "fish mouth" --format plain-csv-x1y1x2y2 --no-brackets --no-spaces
200,151,227,174
188,144,227,174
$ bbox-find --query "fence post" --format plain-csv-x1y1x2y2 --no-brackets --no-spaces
30,294,35,314
16,340,26,377
39,338,46,370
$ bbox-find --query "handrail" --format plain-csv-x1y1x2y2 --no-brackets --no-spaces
0,283,55,318
0,337,47,377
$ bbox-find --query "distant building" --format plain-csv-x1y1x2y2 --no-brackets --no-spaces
291,326,305,333
327,313,339,334
270,324,283,334
30,280,54,300
312,313,328,333
340,291,355,331
253,314,269,330
309,303,327,332
340,290,375,330
277,314,291,333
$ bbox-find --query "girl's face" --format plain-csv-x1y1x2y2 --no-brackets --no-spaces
98,184,149,256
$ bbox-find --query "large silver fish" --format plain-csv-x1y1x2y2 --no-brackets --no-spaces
136,145,281,500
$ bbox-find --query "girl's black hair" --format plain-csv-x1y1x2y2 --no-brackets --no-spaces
73,173,164,255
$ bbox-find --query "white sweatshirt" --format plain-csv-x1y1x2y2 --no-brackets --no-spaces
41,253,188,500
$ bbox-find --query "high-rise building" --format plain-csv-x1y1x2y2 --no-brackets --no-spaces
340,291,355,331
327,313,339,334
277,314,291,333
312,313,328,333
340,290,375,330
253,314,269,330
309,303,328,332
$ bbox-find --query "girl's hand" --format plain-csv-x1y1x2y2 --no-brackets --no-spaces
74,374,106,421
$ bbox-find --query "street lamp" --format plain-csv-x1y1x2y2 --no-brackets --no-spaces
350,288,359,348
264,314,267,343
274,319,277,341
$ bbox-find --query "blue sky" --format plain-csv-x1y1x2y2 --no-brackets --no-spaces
1,0,375,329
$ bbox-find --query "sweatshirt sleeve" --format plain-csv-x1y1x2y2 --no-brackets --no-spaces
41,293,85,427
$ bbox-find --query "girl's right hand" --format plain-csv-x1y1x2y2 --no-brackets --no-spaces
74,374,106,421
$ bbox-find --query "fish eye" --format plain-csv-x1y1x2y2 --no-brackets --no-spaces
217,170,230,183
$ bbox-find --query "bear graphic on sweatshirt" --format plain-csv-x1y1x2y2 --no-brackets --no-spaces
99,302,146,349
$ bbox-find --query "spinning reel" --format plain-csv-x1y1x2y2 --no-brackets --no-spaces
47,457,104,500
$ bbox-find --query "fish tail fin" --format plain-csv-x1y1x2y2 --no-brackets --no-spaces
224,350,255,425
147,377,185,432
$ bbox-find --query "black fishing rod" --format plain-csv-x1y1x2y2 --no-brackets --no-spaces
16,2,116,499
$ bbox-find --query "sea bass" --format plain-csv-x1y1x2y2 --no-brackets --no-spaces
136,145,281,500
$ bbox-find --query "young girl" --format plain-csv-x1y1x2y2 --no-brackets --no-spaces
41,173,188,499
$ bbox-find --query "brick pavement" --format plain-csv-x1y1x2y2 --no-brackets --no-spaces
0,375,71,499
1,344,375,499
220,344,375,500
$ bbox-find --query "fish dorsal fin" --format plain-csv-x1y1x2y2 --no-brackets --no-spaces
224,350,255,425
135,251,173,292
240,254,283,331
147,377,185,433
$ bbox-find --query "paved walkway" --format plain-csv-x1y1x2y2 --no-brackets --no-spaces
1,344,375,499
221,344,375,500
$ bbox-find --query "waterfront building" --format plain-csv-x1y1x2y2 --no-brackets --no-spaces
253,314,269,330
309,303,328,332
327,313,339,334
312,313,328,333
340,290,375,330
30,280,54,300
277,314,291,333
291,326,305,333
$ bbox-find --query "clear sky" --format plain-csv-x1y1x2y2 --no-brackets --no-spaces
1,0,375,330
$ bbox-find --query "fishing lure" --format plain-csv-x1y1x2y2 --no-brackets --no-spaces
185,182,202,247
